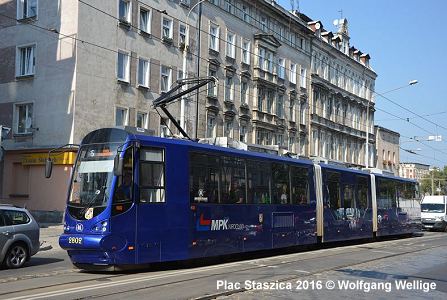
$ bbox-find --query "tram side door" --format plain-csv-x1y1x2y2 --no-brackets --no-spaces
135,147,166,264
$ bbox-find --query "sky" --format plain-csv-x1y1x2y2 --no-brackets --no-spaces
279,0,447,168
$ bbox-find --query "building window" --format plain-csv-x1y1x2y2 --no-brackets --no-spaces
118,0,131,23
179,23,186,45
226,31,236,58
277,95,284,118
117,50,130,82
290,99,295,122
208,68,217,97
139,7,151,33
240,124,247,142
16,45,35,77
258,47,265,69
17,0,37,20
15,103,33,134
266,52,273,73
138,58,150,88
289,136,295,152
240,81,248,104
162,17,173,39
116,107,128,126
241,4,250,23
300,67,307,88
224,119,233,138
290,63,297,84
257,88,264,111
225,76,234,102
224,0,233,14
160,65,172,92
206,115,216,138
242,39,250,65
136,112,148,129
260,14,267,32
209,24,219,52
278,58,285,79
267,91,274,114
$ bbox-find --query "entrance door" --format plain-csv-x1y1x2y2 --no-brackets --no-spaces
136,147,166,264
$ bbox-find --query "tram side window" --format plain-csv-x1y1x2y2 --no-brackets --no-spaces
221,157,246,204
291,166,309,205
247,160,271,204
357,176,370,218
343,184,356,220
272,163,289,204
324,171,342,220
189,153,219,203
139,148,165,203
377,178,397,210
113,148,133,203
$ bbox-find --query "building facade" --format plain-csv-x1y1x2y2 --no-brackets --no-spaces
374,125,400,175
197,0,312,155
0,0,378,220
399,163,430,181
303,17,377,167
0,0,198,220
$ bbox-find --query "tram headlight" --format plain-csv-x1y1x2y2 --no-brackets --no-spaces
92,220,109,233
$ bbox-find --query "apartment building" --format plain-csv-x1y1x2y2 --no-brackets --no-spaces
303,16,377,167
399,163,430,181
197,0,312,155
0,0,198,220
0,0,379,220
374,125,400,175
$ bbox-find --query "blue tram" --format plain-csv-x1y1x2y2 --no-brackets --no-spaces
56,127,420,270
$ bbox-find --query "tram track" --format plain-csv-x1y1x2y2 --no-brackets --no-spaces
1,234,445,300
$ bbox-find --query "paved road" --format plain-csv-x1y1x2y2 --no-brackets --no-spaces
0,231,446,299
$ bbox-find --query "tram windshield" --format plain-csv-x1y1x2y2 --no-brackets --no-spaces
68,143,119,213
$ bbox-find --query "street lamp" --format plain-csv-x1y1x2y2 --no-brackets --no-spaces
181,0,207,136
365,80,418,168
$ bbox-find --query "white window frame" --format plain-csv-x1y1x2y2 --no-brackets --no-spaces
137,57,150,88
241,39,250,65
300,67,307,88
258,47,265,69
14,102,33,135
225,76,234,102
17,0,37,20
239,124,247,142
16,44,36,77
240,80,248,104
117,50,130,82
226,31,236,59
290,63,297,84
136,111,148,129
160,65,172,92
118,0,131,23
260,14,267,32
209,23,220,52
161,16,173,39
224,119,233,138
139,6,151,34
208,68,218,97
179,23,187,46
278,58,285,79
241,4,250,23
206,115,216,138
115,107,129,126
225,0,234,14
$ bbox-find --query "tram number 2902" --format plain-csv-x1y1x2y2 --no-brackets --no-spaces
68,237,83,244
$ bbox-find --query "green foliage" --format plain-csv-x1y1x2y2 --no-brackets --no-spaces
420,167,447,195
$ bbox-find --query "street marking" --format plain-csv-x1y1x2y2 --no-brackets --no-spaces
295,270,310,274
371,250,395,254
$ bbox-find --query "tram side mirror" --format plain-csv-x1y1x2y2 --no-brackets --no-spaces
45,158,53,178
113,154,123,177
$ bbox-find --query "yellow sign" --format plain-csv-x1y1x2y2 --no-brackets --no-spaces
22,152,76,165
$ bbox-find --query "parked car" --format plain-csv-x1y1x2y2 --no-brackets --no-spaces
0,205,40,268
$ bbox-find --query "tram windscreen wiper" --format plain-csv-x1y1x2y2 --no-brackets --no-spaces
79,185,107,217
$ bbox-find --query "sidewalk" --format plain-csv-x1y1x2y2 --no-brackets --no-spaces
39,225,63,252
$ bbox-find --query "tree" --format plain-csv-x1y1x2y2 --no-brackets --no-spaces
420,166,447,196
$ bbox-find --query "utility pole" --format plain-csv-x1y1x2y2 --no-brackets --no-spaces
431,171,434,196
